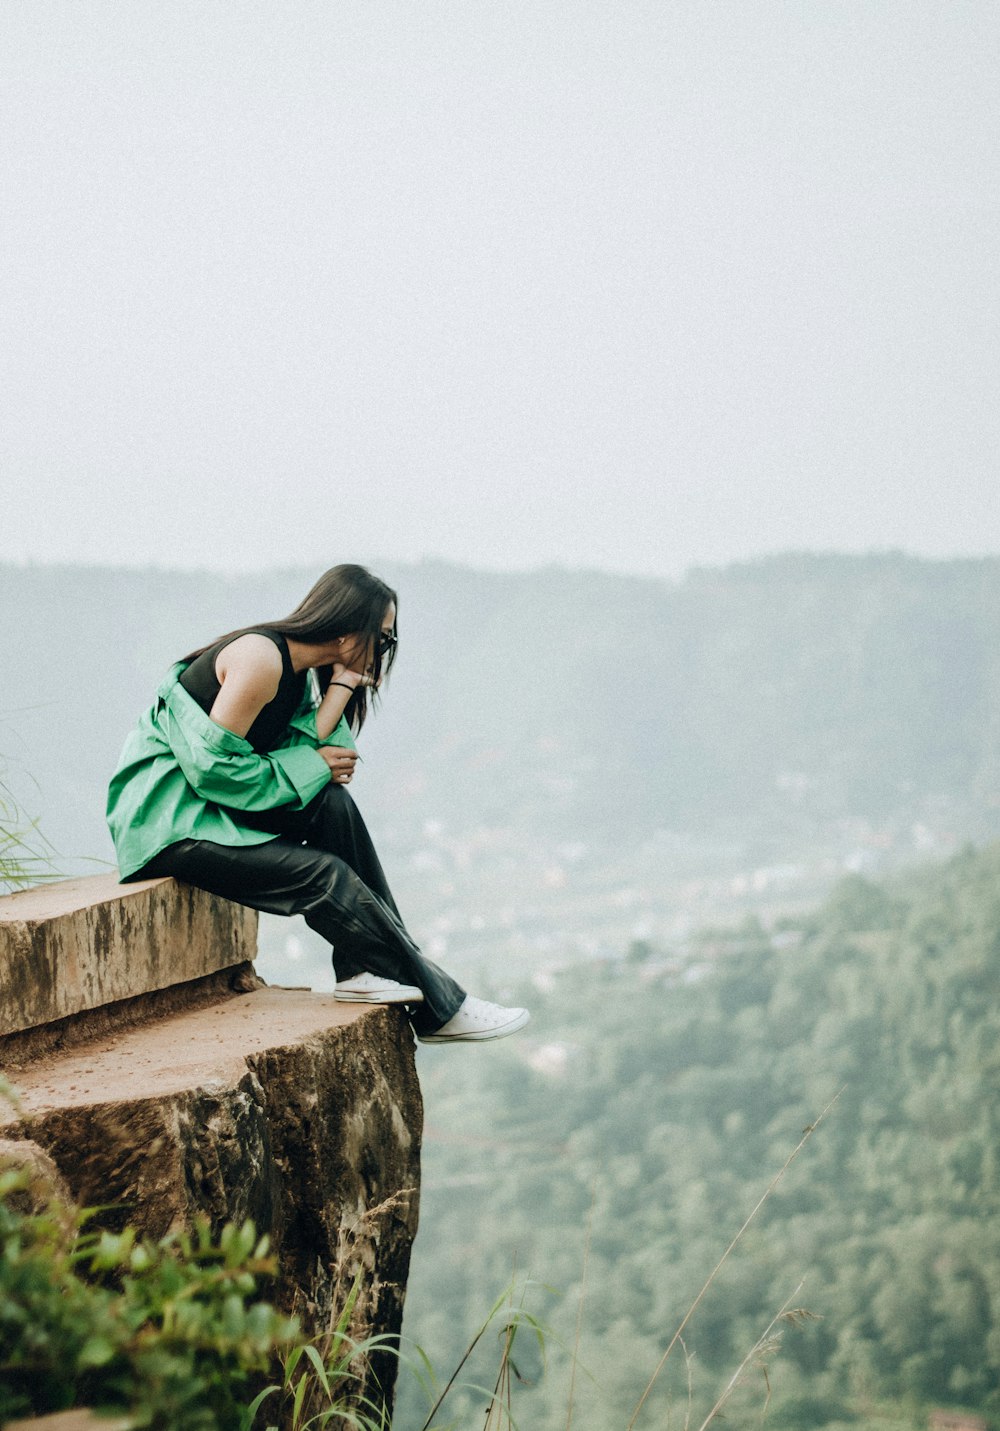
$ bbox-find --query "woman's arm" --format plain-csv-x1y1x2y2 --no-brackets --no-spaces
314,662,374,740
154,636,332,810
208,634,283,738
210,635,363,784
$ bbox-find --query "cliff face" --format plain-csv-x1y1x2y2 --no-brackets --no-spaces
0,875,423,1419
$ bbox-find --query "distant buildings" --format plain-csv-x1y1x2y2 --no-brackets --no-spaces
929,1412,987,1431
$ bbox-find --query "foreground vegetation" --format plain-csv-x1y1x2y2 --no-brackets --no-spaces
0,1140,552,1430
400,842,1000,1428
0,1163,296,1428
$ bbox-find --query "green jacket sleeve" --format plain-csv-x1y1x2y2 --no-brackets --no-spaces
159,675,332,812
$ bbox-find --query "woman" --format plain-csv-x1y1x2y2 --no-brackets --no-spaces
106,563,529,1043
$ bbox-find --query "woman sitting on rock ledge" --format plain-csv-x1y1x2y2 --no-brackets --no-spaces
106,563,529,1044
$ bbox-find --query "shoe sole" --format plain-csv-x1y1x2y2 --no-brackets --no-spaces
334,989,424,1004
418,1010,531,1043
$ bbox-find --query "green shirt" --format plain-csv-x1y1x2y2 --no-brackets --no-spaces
107,661,356,880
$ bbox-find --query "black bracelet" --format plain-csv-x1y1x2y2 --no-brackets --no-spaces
329,681,358,694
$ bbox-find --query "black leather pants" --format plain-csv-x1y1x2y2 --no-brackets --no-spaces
132,784,466,1034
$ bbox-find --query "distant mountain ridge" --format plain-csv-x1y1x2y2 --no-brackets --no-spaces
2,552,999,875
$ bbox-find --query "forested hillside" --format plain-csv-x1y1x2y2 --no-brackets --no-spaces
2,553,1000,876
399,841,1000,1429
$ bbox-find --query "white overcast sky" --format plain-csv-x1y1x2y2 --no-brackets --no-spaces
1,2,997,579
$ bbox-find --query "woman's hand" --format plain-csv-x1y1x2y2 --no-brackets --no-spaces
315,660,380,741
329,662,381,692
329,661,361,689
317,745,359,783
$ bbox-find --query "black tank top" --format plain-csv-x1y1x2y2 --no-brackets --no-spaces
179,628,308,753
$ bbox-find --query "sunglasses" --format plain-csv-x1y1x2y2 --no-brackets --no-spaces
378,630,398,655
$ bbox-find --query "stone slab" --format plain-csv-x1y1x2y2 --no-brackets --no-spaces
0,875,257,1037
5,987,368,1113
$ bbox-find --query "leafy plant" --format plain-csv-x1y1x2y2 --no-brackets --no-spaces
0,1164,300,1428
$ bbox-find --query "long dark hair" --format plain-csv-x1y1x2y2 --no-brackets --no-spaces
178,564,399,733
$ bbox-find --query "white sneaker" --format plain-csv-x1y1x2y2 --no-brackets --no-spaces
334,972,424,1004
418,995,530,1043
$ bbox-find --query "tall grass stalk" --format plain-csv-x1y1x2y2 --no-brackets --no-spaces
482,1282,518,1431
1,755,109,891
626,1088,843,1429
480,1273,549,1431
249,1271,409,1430
694,1280,813,1431
0,768,61,891
678,1335,694,1431
415,1279,547,1431
564,1184,596,1431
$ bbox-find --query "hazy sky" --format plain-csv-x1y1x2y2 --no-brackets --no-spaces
1,2,997,579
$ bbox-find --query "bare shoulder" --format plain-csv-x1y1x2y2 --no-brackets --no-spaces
215,633,283,696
